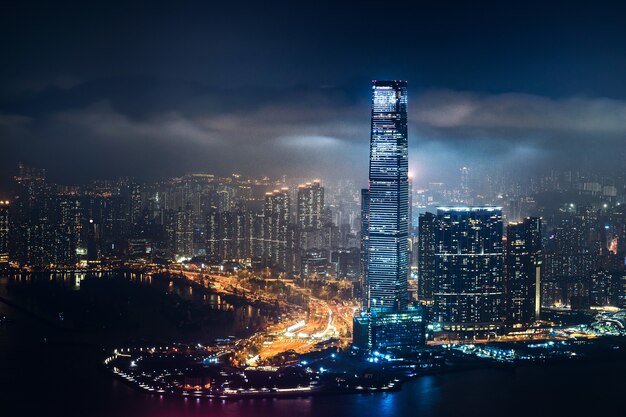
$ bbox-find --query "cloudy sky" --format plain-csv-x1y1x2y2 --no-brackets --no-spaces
2,1,626,187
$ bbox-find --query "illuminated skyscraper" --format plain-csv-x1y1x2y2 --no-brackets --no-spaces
219,210,234,260
232,205,247,260
297,180,324,230
408,173,414,231
417,212,436,301
296,181,325,267
205,206,220,259
264,188,290,269
360,188,369,296
506,217,542,327
0,200,9,268
432,207,505,337
129,182,142,225
354,80,424,351
174,203,194,258
55,196,83,265
365,80,409,312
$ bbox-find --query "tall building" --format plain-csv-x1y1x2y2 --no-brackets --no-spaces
232,205,248,260
431,207,505,337
174,203,194,258
12,164,52,266
54,196,83,265
219,210,234,260
505,217,542,327
408,173,414,231
354,80,424,351
360,188,369,288
541,208,598,308
365,80,409,312
0,200,9,268
297,180,324,230
205,207,220,259
129,182,142,225
263,188,290,269
417,212,436,301
295,180,325,273
249,210,265,259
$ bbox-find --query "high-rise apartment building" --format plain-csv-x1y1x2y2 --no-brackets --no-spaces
0,200,9,267
506,217,542,327
263,188,290,269
174,203,194,258
430,207,505,337
206,207,220,259
360,188,369,291
297,180,324,230
417,212,436,301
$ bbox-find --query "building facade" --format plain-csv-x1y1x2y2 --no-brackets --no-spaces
263,188,290,270
365,80,409,312
505,217,542,328
417,212,436,301
297,180,324,230
431,207,505,337
354,80,424,351
0,200,9,268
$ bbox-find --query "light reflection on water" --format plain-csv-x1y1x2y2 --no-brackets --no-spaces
1,273,626,417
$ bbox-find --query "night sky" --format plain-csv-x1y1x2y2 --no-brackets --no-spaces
2,0,626,187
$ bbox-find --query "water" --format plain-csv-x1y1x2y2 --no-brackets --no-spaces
1,272,624,417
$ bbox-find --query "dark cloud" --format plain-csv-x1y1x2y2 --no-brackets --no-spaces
2,83,626,187
2,1,626,186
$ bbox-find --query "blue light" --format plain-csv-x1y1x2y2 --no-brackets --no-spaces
366,81,409,312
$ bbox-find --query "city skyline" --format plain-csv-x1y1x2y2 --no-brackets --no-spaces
2,2,626,417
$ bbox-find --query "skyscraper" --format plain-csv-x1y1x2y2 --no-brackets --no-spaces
431,207,505,337
55,196,83,265
417,212,436,301
366,80,409,312
174,203,194,258
205,206,220,259
506,217,542,327
408,173,414,232
360,188,369,301
129,182,142,225
0,200,9,268
219,210,234,260
297,180,324,230
232,205,248,260
354,80,424,351
296,180,325,271
263,188,290,269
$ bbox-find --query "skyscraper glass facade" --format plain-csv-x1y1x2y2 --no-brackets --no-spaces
506,217,542,327
354,80,424,352
432,207,505,336
366,80,409,312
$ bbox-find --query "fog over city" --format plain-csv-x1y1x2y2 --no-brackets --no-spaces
2,1,626,187
4,2,626,417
